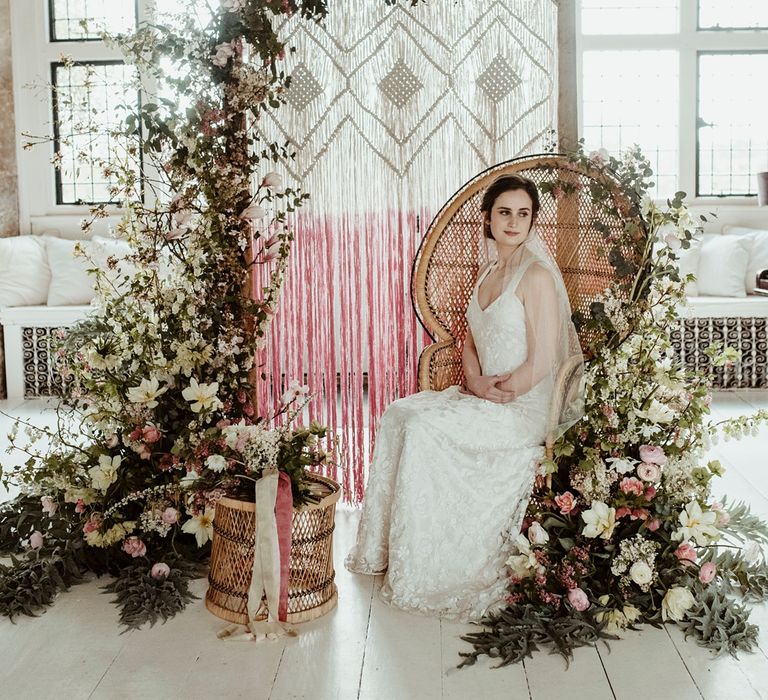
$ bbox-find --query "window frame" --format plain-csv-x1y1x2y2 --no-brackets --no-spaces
576,1,768,205
11,0,151,235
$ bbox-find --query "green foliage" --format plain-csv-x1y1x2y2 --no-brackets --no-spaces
459,604,616,668
677,582,759,656
719,499,768,545
103,558,202,630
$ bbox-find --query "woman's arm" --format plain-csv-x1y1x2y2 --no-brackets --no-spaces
462,326,515,402
498,264,560,396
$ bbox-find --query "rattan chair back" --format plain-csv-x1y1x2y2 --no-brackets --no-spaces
411,153,642,391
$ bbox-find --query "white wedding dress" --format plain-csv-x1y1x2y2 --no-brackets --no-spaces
345,259,553,622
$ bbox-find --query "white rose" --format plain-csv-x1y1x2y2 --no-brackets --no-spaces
527,521,550,546
205,454,228,473
629,561,653,586
661,586,696,621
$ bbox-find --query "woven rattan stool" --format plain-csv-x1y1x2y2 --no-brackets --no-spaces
205,473,341,625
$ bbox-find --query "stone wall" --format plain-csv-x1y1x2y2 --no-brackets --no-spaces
0,0,17,398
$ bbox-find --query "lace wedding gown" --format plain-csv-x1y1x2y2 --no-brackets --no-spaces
345,259,553,622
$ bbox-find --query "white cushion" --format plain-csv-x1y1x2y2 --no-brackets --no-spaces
90,235,135,286
45,237,94,306
681,295,768,318
676,235,710,297
722,225,768,294
696,235,750,297
0,236,51,308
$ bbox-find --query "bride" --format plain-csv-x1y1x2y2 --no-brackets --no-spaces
345,174,584,621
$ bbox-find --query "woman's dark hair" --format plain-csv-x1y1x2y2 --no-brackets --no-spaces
480,174,540,239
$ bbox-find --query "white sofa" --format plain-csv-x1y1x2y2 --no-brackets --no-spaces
0,233,130,399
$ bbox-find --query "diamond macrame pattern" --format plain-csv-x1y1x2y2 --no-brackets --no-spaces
285,62,324,112
476,55,521,103
379,59,424,108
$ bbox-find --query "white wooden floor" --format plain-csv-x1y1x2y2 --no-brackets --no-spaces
0,392,767,700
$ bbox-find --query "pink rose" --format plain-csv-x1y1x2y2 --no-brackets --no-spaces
710,502,731,526
161,507,179,524
616,506,632,519
675,542,697,565
637,462,661,483
40,496,58,516
29,530,44,549
137,444,152,460
630,508,649,521
554,491,577,515
699,562,716,584
567,587,590,612
644,485,657,502
129,426,142,441
639,445,667,466
75,499,86,514
151,563,171,580
620,477,645,496
83,514,102,534
122,536,147,558
142,424,162,444
646,518,661,532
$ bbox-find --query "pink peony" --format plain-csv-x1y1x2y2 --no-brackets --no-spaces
40,496,58,516
161,507,179,524
29,531,44,549
639,445,668,466
675,542,697,565
620,477,645,497
637,462,662,483
646,518,661,532
554,491,577,515
122,536,147,558
142,424,162,444
699,562,716,584
567,587,590,611
151,563,171,580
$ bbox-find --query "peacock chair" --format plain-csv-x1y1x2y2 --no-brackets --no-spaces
410,153,646,460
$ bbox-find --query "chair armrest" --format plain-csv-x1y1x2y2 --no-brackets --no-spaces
417,341,463,391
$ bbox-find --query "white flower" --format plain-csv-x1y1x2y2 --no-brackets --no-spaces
505,534,543,579
636,399,675,425
606,457,637,475
640,194,654,218
182,378,221,413
182,509,215,547
629,561,653,586
281,379,309,406
221,0,246,12
581,501,617,539
205,454,228,473
212,42,235,68
527,521,550,546
240,204,267,221
672,501,719,546
662,586,696,621
179,471,201,490
262,172,284,193
88,454,121,493
127,377,167,408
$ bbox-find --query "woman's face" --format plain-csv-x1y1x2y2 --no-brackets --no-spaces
486,188,534,251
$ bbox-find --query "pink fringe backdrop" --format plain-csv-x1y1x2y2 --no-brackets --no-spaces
256,211,432,504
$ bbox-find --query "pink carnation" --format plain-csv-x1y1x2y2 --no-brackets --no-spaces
675,542,697,565
637,462,662,483
142,424,162,444
639,445,667,466
699,562,716,584
620,477,645,496
40,496,58,516
122,536,147,558
151,563,171,580
567,587,590,612
554,491,577,515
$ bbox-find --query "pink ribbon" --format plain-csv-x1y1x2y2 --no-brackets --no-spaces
275,472,293,622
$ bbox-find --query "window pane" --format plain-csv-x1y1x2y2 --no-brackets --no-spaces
582,50,679,197
50,0,136,40
53,62,141,205
698,53,768,197
699,1,768,29
149,0,213,23
581,1,679,35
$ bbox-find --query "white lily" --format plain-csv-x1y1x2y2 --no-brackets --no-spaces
88,454,121,493
672,501,719,545
582,501,617,539
182,378,221,413
127,377,167,409
182,509,215,547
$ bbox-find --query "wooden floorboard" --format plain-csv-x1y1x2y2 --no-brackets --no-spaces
0,392,766,699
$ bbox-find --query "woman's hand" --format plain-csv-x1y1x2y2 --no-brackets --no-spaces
463,373,516,404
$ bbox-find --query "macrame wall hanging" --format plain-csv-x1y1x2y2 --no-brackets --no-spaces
254,0,559,503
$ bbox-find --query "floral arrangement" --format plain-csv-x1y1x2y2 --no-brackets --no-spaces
461,145,768,667
0,0,359,627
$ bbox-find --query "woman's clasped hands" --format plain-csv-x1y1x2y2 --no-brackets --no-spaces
461,373,517,404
